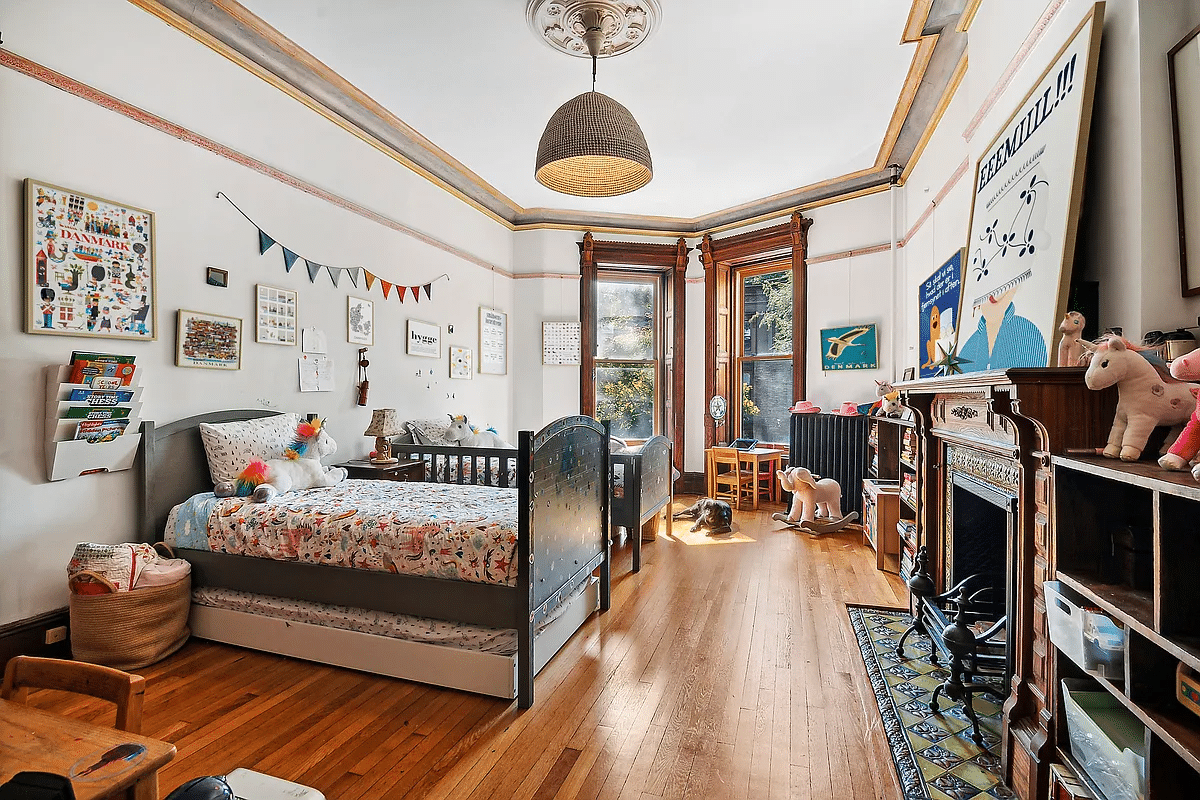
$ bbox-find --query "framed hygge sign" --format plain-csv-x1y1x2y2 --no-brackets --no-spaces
959,5,1104,372
26,179,156,340
406,319,440,358
176,309,241,370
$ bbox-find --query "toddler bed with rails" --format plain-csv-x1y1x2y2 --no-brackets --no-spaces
392,423,672,573
138,410,611,708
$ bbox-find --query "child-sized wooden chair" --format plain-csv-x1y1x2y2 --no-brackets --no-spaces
1,655,146,733
710,447,755,510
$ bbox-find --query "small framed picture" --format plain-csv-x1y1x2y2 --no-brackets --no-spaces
256,284,297,345
450,346,473,379
407,319,440,358
347,296,373,345
903,367,916,382
206,267,228,288
176,309,241,370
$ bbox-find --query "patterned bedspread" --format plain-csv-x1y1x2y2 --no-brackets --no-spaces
164,480,519,586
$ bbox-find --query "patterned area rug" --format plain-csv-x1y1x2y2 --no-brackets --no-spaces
847,605,1013,800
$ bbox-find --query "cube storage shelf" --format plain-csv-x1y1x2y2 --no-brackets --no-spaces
1052,454,1200,798
45,364,143,482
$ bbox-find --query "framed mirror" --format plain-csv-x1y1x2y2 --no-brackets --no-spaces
1170,24,1200,295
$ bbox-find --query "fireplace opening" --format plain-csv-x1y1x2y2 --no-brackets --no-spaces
950,472,1017,679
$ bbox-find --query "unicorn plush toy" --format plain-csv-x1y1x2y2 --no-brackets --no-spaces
215,418,347,502
1083,337,1198,461
444,414,512,448
1158,348,1200,478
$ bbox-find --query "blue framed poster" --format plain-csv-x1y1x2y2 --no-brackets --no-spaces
820,323,878,371
918,248,966,378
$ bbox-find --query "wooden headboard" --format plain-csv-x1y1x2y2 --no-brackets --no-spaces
137,409,280,543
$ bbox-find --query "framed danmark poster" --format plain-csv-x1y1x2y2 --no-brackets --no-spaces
176,309,241,370
25,179,156,341
819,323,878,371
960,3,1105,373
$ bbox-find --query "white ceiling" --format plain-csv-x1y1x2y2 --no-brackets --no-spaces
238,1,917,220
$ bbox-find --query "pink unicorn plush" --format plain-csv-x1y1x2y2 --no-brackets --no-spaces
1159,348,1200,478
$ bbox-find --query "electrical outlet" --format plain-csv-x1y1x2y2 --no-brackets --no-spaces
44,625,67,645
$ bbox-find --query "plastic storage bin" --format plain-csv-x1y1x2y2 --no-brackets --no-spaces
1045,581,1126,680
1061,680,1146,800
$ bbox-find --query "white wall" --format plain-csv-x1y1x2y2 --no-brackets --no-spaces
0,1,514,625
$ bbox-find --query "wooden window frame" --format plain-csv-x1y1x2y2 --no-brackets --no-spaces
579,234,689,476
735,260,794,443
594,272,661,440
701,211,812,449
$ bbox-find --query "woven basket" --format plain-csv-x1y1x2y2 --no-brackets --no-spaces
68,546,191,670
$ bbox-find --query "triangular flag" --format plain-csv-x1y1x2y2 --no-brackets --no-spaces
411,286,420,304
282,248,300,272
423,283,432,300
327,266,341,287
306,261,322,283
381,280,392,299
258,229,276,255
364,271,376,290
396,286,407,303
347,268,360,288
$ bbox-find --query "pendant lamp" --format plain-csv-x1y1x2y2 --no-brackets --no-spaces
534,8,652,197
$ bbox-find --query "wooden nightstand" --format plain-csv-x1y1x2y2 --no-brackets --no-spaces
337,459,424,482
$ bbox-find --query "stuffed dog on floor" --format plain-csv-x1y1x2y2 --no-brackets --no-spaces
673,498,734,534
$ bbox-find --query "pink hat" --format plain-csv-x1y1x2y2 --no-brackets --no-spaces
833,401,860,416
790,400,821,414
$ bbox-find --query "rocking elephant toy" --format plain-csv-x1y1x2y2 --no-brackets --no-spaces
772,466,859,534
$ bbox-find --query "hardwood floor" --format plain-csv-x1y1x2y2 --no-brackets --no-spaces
29,498,908,799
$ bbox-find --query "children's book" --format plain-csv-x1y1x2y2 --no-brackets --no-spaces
67,389,135,405
69,351,136,365
69,360,136,387
64,406,132,420
74,418,130,443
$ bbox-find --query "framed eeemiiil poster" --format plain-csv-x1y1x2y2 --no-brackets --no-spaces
25,179,156,340
819,323,878,371
918,249,966,378
407,319,440,358
959,4,1105,372
479,307,507,374
176,309,241,370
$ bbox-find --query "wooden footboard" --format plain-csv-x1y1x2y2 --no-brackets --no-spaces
610,436,673,573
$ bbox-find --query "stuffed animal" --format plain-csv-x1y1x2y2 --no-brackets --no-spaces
1159,348,1200,477
444,415,512,448
1084,336,1198,461
870,381,902,417
214,418,347,502
1057,311,1086,367
672,498,733,534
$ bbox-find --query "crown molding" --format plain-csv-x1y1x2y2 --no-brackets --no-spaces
132,0,973,235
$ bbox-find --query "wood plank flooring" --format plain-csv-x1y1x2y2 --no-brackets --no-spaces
26,498,908,799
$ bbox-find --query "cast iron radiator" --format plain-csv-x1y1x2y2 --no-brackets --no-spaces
788,412,870,517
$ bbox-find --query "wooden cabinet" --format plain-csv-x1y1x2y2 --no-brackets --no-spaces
867,416,918,574
338,459,424,482
862,480,900,571
1051,455,1200,798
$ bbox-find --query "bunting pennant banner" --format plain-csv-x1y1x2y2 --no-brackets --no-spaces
282,248,300,272
218,192,449,302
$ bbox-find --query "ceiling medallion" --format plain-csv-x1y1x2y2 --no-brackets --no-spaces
526,0,662,59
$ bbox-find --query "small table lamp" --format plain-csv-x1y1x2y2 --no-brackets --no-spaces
364,408,402,464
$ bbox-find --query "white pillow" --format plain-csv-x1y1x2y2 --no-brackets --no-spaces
199,413,300,485
407,418,450,446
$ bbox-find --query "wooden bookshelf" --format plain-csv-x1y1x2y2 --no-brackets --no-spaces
1051,454,1200,797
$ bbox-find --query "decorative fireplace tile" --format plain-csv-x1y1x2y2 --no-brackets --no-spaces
848,605,1010,800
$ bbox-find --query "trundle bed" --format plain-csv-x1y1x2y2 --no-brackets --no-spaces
393,435,672,572
138,410,611,708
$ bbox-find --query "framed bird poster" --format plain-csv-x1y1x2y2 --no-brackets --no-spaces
820,323,878,371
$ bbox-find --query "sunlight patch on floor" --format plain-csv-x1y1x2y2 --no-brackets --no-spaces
662,522,757,546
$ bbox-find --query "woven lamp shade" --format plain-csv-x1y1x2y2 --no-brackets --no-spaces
535,91,652,197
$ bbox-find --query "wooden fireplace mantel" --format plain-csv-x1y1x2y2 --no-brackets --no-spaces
896,368,1116,800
